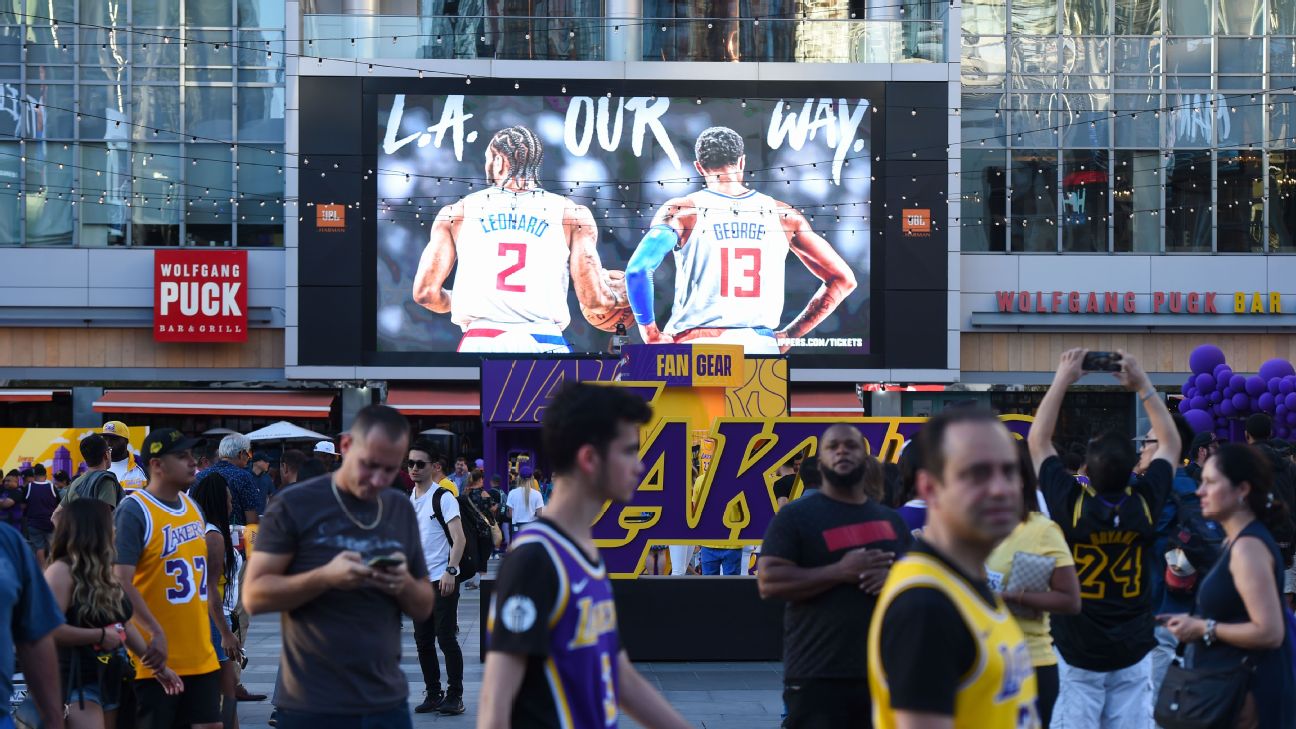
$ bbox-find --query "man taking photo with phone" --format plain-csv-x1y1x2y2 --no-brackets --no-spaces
1027,349,1180,729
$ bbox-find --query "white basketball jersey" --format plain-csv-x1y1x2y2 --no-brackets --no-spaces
450,187,572,331
664,189,789,335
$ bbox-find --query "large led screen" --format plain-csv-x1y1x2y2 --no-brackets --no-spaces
375,91,873,355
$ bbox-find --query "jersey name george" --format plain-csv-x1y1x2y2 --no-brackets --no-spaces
869,553,1039,729
494,522,620,728
124,490,220,678
451,187,572,331
665,188,789,335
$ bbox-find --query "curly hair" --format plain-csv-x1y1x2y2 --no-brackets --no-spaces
50,499,126,627
488,125,544,187
694,126,744,171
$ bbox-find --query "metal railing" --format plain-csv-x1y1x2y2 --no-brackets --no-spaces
301,14,947,63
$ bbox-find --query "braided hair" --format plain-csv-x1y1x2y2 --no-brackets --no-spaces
488,125,544,187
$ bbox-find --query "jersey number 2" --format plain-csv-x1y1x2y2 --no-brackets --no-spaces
719,247,761,297
164,556,208,605
496,242,527,292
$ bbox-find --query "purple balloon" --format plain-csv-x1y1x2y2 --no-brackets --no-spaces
1190,396,1209,411
1210,391,1223,404
1183,409,1214,434
1189,344,1227,376
1214,363,1231,376
1233,393,1251,410
1195,373,1216,392
1279,404,1289,418
1185,387,1199,400
1220,400,1237,416
1282,379,1296,395
1279,426,1291,439
1270,378,1284,395
1178,397,1194,414
1246,376,1266,397
1229,374,1246,391
1288,412,1296,426
1259,393,1276,412
1259,358,1296,381
1286,392,1296,411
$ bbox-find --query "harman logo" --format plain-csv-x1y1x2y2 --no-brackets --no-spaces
902,208,931,237
317,204,346,231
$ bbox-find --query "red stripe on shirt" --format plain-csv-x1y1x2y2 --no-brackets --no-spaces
821,520,898,551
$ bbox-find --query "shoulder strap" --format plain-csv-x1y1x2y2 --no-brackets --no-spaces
430,487,452,541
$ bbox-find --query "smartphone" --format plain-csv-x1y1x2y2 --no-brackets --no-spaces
367,556,404,569
1082,351,1122,372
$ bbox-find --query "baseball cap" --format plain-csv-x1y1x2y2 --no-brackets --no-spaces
1189,431,1219,453
251,451,271,464
519,463,533,479
314,441,337,456
102,421,131,440
1164,548,1198,593
141,428,203,462
474,458,484,468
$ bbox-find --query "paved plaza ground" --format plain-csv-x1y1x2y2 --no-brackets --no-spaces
235,571,785,729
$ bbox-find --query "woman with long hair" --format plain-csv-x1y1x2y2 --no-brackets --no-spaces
506,462,545,539
1161,444,1296,728
985,440,1081,727
44,499,182,729
190,472,243,729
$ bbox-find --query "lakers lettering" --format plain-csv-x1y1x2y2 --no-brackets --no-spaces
995,643,1034,702
161,522,204,558
568,597,618,650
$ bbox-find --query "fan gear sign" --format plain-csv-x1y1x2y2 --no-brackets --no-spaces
153,250,248,342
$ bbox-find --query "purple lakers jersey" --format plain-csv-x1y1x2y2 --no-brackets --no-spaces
488,519,620,729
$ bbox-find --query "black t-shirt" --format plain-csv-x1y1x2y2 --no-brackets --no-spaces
773,474,797,502
877,541,986,715
1039,455,1172,671
760,491,912,680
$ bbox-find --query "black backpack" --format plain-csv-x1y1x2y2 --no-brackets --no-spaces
1261,447,1296,566
430,487,487,583
1165,489,1224,578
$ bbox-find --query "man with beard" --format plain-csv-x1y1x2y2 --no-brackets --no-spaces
101,421,148,493
757,424,911,728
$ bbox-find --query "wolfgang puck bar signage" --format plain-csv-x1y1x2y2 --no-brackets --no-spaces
153,250,248,342
996,290,1284,316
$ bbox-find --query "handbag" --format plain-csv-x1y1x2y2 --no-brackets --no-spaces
490,522,503,548
1003,551,1055,619
1154,646,1252,729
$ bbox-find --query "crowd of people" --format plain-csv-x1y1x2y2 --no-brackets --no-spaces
2,351,1296,728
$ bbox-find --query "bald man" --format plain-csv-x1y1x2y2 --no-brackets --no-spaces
757,425,913,728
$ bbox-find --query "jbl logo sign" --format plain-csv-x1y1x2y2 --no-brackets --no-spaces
901,208,931,237
317,204,346,230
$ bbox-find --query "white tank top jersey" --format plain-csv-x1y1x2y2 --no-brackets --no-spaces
450,187,573,331
664,188,790,336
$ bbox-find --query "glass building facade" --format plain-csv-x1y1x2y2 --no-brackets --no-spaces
961,0,1296,253
0,0,286,247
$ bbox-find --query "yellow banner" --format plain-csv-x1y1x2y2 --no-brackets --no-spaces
0,427,149,476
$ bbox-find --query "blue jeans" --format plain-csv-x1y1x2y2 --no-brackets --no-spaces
276,703,412,729
700,547,742,575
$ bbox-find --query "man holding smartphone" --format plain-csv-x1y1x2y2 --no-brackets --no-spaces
407,439,468,715
1028,349,1180,729
242,406,434,729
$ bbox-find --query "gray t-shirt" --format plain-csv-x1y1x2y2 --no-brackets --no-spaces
114,494,180,566
255,474,428,714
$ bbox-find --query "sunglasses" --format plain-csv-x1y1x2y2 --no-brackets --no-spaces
406,459,429,469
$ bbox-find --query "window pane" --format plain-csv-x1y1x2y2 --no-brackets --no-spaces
1112,37,1160,73
961,149,1008,251
25,83,75,138
1217,38,1262,74
1114,150,1162,252
1167,92,1215,147
1062,93,1110,147
1010,93,1059,147
21,0,73,24
24,143,74,245
1272,92,1295,148
1115,75,1159,89
1114,93,1161,147
1061,151,1109,251
1063,36,1108,75
186,144,232,246
78,85,130,140
1217,0,1263,35
184,29,234,68
134,0,180,26
237,30,283,67
1011,0,1057,34
1011,36,1058,74
962,35,1006,87
1274,1,1296,32
1010,149,1058,252
237,0,284,28
1270,151,1296,250
79,143,129,246
0,26,21,65
133,85,181,140
1216,151,1262,252
1271,37,1295,76
1066,0,1111,34
1216,75,1264,88
962,92,1007,147
236,145,282,246
184,86,233,139
0,141,18,244
237,86,283,141
963,0,1007,34
1218,99,1263,147
1164,37,1210,75
1115,0,1160,34
79,29,129,82
1167,0,1211,33
185,0,232,26
132,31,181,68
23,26,75,66
81,0,127,28
1166,151,1211,252
132,143,182,246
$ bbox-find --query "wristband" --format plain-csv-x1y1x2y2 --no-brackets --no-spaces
1203,618,1217,646
1139,389,1158,403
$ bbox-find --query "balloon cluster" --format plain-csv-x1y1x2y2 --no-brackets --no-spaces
1179,344,1296,440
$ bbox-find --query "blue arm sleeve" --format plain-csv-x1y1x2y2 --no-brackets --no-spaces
625,225,678,326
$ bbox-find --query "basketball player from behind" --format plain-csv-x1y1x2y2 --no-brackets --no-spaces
478,383,692,729
625,126,857,353
413,125,626,353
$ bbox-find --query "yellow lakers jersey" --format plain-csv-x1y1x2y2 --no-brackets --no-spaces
869,552,1039,729
125,490,220,678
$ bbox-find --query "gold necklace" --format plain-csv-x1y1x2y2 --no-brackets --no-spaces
332,479,383,530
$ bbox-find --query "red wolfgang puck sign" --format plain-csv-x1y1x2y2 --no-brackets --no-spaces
153,250,248,342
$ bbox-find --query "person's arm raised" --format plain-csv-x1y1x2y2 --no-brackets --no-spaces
1115,350,1181,465
1028,348,1085,474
